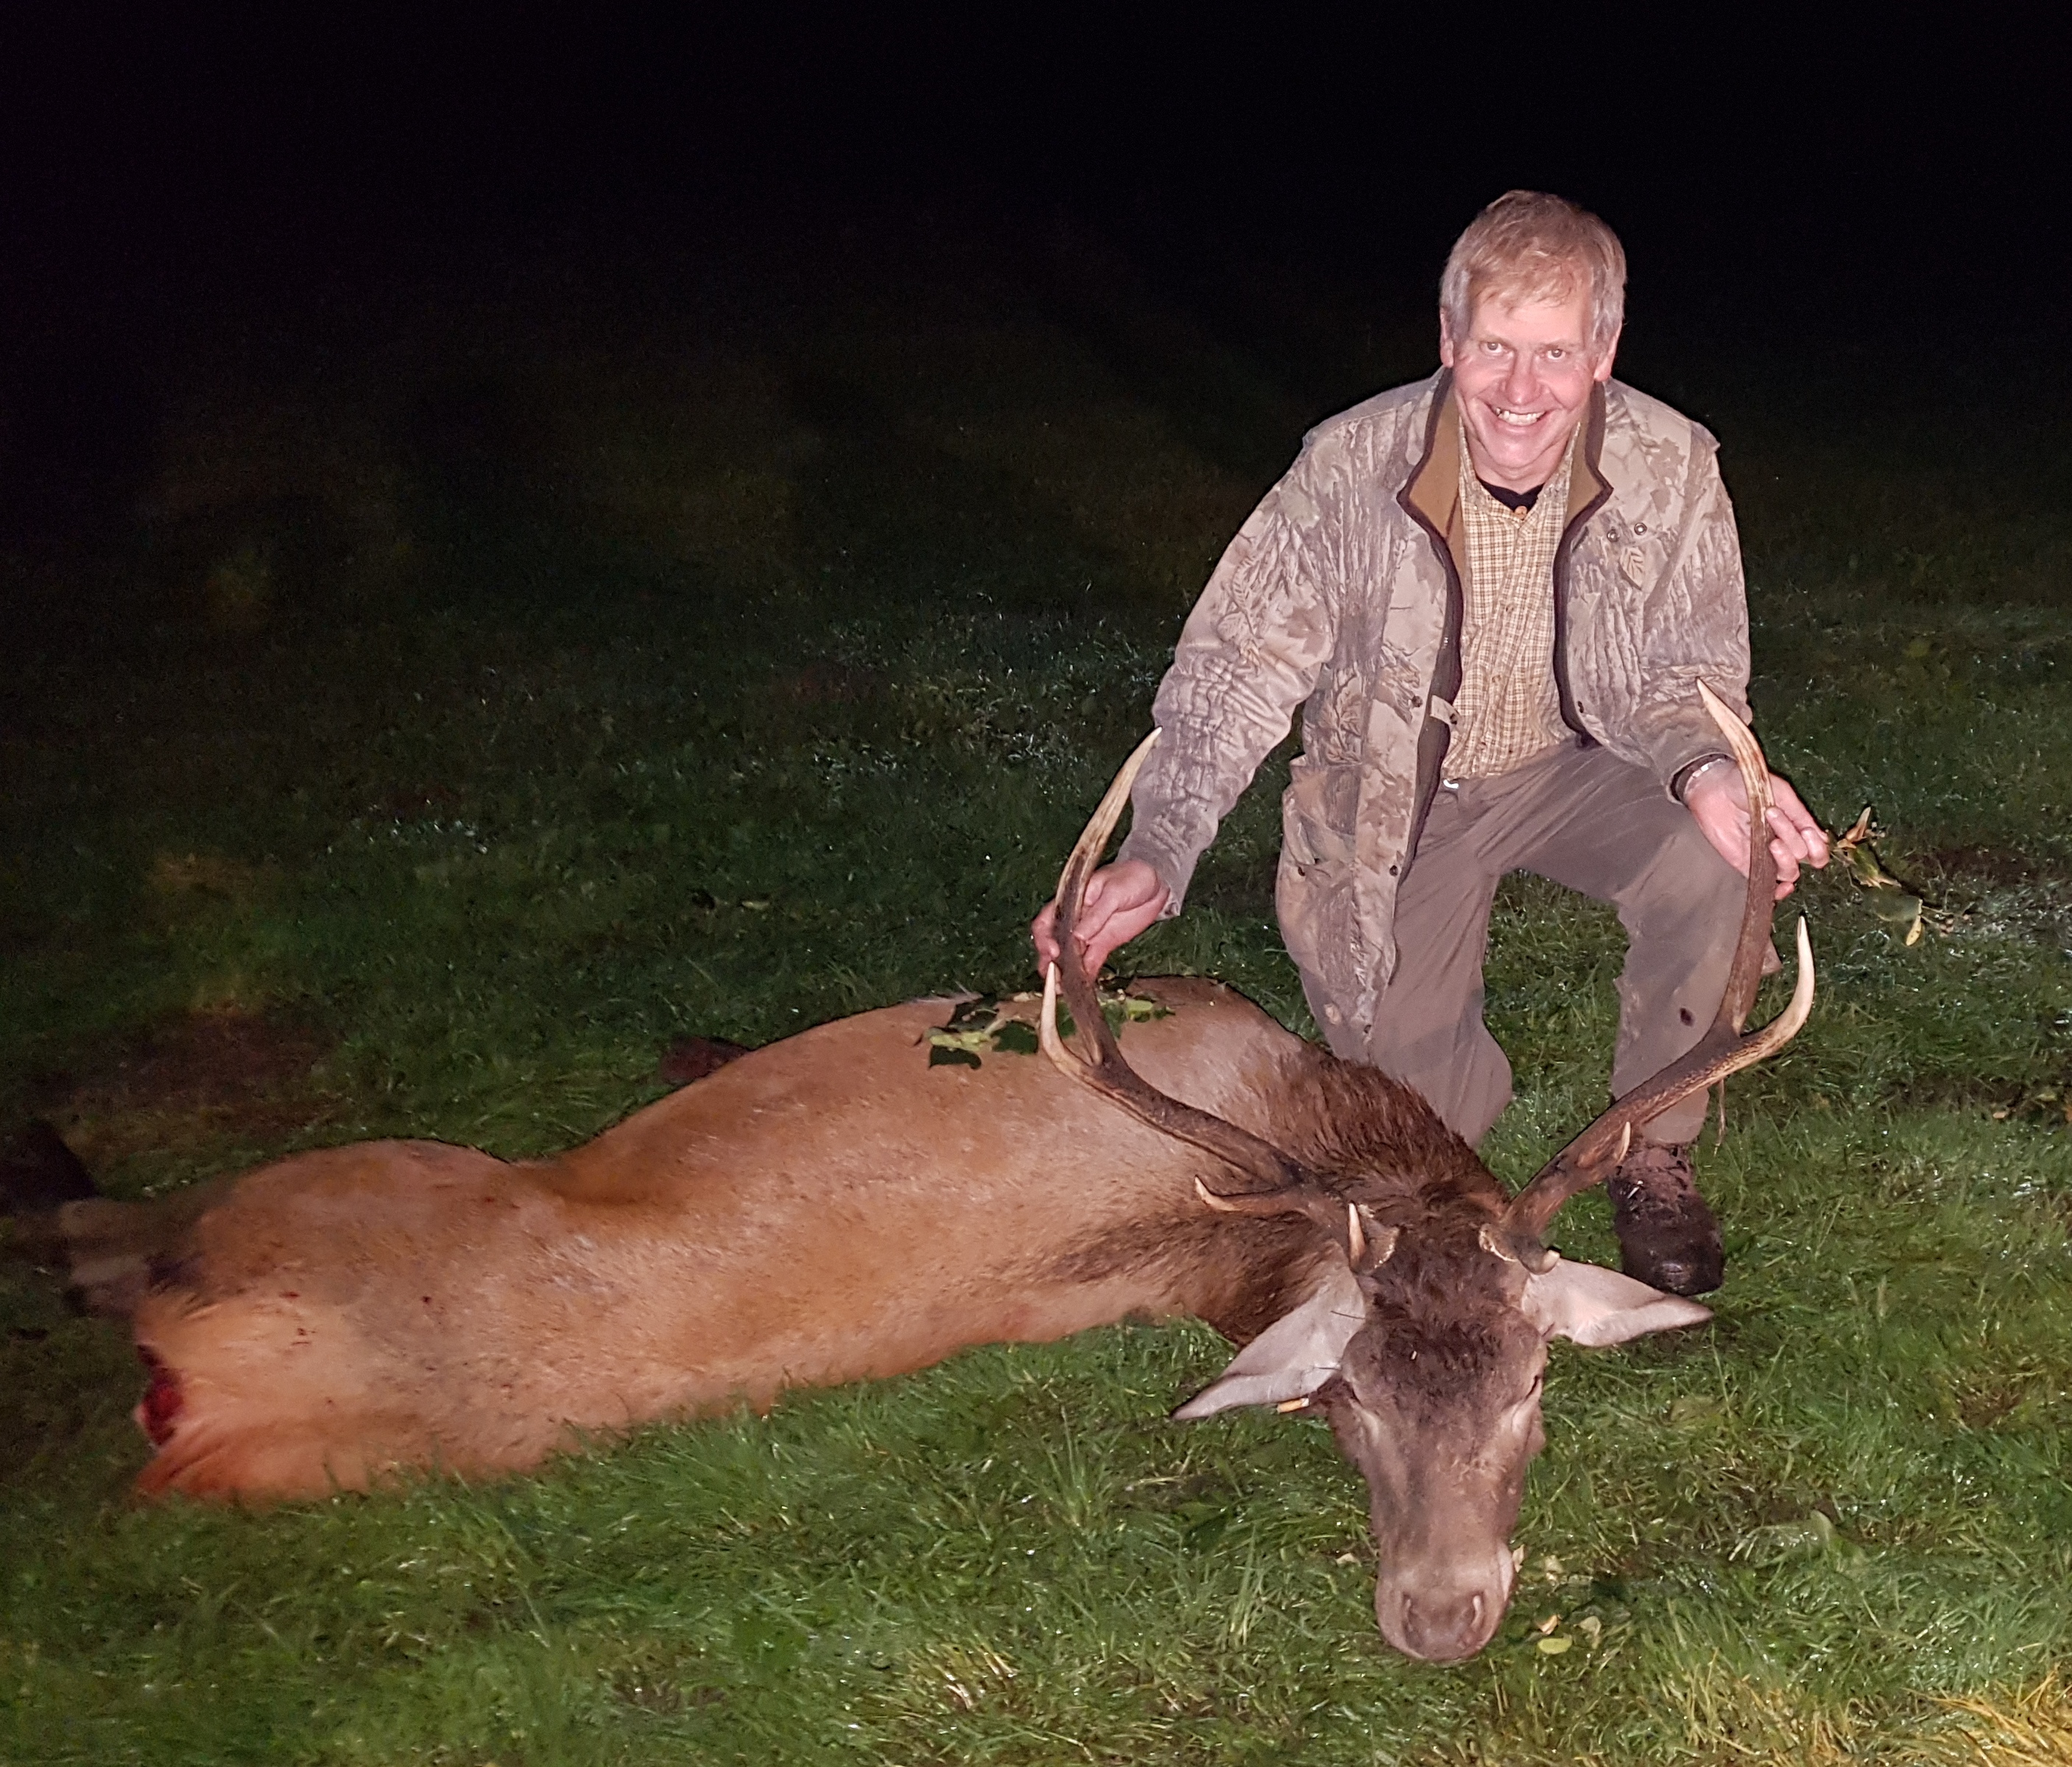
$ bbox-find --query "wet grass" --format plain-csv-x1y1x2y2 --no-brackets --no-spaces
4,239,2072,1762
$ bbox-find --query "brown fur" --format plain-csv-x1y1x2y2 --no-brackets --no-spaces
54,969,1721,1666
1272,1057,1526,1414
68,978,1349,1500
1046,1207,1325,1345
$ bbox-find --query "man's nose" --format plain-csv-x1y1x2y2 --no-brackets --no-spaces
1498,353,1541,404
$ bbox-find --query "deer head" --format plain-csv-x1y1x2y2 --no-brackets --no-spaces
1040,689,1813,1660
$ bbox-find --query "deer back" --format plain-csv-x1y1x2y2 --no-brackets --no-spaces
96,979,1337,1499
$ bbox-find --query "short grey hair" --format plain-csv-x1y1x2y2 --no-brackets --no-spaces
1440,191,1627,353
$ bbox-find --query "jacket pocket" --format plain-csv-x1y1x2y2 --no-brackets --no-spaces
1278,756,1363,996
1280,755,1359,875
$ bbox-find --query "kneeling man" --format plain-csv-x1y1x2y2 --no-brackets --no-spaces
1035,190,1828,1296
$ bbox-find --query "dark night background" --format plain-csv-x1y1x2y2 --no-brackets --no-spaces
1,14,2059,546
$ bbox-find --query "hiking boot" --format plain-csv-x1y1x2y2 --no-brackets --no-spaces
1606,1140,1723,1297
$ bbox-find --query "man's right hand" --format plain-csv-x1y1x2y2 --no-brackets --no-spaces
1683,763,1829,900
1030,858,1171,980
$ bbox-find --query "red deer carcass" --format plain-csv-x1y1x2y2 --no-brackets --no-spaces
52,686,1810,1662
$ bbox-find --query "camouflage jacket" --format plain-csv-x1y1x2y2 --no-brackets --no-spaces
1116,370,1751,1034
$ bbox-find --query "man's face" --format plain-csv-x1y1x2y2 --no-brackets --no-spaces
1440,284,1616,492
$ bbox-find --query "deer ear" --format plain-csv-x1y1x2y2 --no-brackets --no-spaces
1171,1263,1364,1419
1518,1258,1712,1347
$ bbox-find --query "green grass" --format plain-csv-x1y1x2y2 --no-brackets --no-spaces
6,242,2072,1762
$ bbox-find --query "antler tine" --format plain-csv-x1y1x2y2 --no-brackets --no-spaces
1501,684,1816,1245
1038,733,1334,1210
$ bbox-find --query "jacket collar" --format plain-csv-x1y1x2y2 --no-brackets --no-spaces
1403,371,1461,536
1568,381,1608,520
1402,370,1609,523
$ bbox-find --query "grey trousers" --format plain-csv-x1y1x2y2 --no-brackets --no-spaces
1298,741,1745,1149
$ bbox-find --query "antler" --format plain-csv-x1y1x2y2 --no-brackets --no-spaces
1497,682,1816,1252
1038,732,1371,1258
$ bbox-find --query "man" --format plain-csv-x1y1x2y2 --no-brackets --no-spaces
1032,191,1828,1297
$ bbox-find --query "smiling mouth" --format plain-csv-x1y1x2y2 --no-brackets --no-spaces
1491,407,1547,428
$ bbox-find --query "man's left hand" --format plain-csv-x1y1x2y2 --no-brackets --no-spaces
1685,766,1830,899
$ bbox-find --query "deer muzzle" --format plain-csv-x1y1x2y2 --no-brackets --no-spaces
1375,1542,1518,1662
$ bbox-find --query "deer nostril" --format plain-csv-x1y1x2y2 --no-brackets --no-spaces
1399,1589,1494,1661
